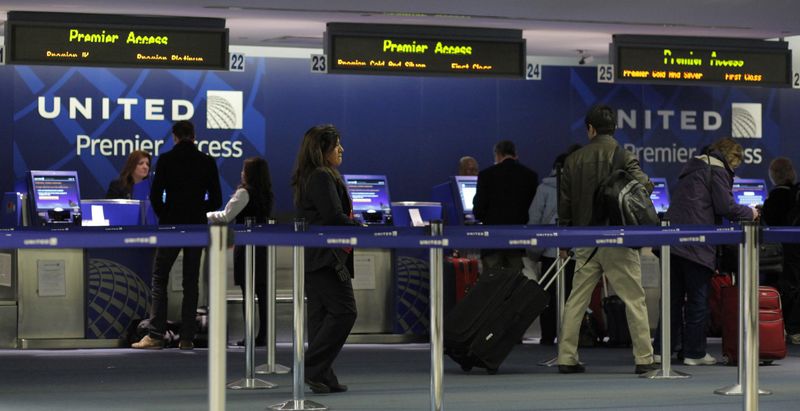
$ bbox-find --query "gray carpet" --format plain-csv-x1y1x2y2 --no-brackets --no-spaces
0,339,798,410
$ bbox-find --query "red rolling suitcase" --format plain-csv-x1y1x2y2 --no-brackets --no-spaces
448,257,479,303
721,285,787,365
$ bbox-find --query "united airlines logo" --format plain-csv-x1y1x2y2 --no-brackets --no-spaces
23,237,58,246
206,90,243,129
731,103,762,139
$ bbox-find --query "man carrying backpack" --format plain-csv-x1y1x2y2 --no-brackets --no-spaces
762,157,800,345
556,105,658,375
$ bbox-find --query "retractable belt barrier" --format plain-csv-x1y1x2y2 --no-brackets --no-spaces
3,223,799,411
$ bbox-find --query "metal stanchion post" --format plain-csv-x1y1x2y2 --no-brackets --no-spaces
715,222,771,398
429,221,444,411
270,219,326,411
208,224,228,411
643,219,689,379
229,218,276,389
258,218,291,375
538,253,564,367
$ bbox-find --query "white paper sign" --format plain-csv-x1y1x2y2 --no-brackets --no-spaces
352,254,376,290
597,64,615,83
0,253,11,288
409,208,425,227
310,54,328,73
525,58,542,80
37,260,66,297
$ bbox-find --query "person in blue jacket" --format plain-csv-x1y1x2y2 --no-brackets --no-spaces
654,137,757,365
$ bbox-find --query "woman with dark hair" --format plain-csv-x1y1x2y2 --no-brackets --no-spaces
654,137,757,365
291,124,359,394
207,157,274,345
106,150,152,199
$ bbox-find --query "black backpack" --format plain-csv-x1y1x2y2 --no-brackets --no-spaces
591,145,660,226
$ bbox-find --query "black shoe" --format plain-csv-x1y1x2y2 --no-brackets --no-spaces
635,363,660,374
305,379,331,394
328,383,348,393
558,364,585,374
236,338,267,347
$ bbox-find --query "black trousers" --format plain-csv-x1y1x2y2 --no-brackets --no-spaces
148,247,203,341
780,244,800,334
304,265,357,384
239,282,267,341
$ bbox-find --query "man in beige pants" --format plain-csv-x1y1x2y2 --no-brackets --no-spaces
556,104,658,375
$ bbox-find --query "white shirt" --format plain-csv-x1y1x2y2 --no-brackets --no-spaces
206,188,249,223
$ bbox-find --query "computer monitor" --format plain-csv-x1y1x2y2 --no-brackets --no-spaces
732,178,767,207
649,177,670,214
28,170,82,225
343,174,392,225
454,176,477,223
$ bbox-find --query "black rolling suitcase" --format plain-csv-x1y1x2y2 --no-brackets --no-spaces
444,256,570,374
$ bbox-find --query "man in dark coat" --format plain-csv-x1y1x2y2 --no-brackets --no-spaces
473,140,538,270
133,120,222,350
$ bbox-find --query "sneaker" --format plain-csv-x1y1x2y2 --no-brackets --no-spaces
635,363,660,374
132,335,164,350
789,334,800,345
683,353,717,366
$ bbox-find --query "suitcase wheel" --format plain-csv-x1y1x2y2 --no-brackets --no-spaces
486,368,498,375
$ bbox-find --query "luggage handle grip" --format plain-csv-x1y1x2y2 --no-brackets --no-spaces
540,252,573,291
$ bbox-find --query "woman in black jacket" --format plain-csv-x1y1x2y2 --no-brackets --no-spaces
207,157,274,345
762,157,800,345
106,150,152,199
291,124,359,394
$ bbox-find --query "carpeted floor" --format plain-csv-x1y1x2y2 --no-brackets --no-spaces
0,338,797,410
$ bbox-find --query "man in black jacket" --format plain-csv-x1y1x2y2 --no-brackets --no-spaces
473,140,539,270
133,120,222,350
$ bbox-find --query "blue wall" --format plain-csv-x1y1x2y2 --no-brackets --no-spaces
1,57,797,219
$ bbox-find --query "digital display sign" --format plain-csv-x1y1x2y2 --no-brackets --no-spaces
326,23,525,78
649,177,671,214
5,11,228,70
732,178,767,207
29,170,81,212
344,174,392,225
611,35,791,87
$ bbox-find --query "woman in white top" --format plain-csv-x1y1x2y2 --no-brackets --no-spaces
207,157,273,345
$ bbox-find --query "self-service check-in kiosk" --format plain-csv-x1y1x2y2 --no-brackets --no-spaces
342,175,395,337
13,171,88,348
431,175,477,225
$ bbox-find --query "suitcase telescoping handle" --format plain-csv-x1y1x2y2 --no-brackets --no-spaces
539,251,573,291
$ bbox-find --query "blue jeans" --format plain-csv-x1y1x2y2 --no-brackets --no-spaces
654,254,713,359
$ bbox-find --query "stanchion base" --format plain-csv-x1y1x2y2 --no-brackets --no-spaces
256,363,291,375
268,399,327,410
714,384,773,396
227,377,278,390
641,368,691,379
